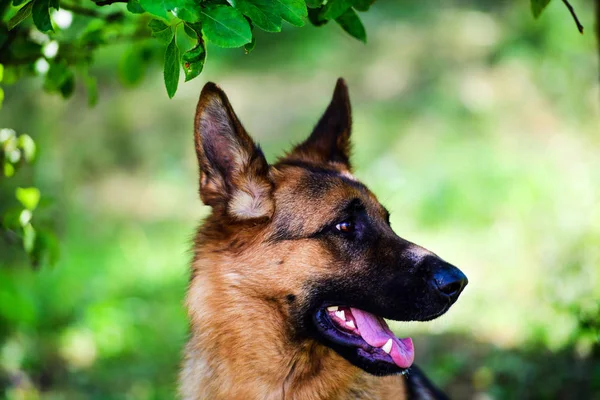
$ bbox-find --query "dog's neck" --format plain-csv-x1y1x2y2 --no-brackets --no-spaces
179,255,407,400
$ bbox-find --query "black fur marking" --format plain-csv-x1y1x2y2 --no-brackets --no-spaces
286,294,297,303
268,168,373,243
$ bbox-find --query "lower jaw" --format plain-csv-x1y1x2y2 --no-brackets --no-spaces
311,308,413,376
320,339,410,376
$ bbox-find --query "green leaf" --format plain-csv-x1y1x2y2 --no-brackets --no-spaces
48,0,58,10
164,36,180,98
244,35,256,53
200,5,252,48
12,0,29,6
119,47,146,86
127,0,145,14
148,19,174,44
8,1,33,31
531,0,552,18
0,88,4,109
307,6,327,26
4,162,15,177
139,0,201,22
182,37,206,82
305,0,322,8
0,64,3,82
16,187,41,211
171,0,202,22
184,22,198,39
139,0,173,20
17,134,36,162
233,0,282,32
321,0,353,20
352,0,373,12
230,0,307,31
32,0,53,33
272,0,306,27
335,8,365,43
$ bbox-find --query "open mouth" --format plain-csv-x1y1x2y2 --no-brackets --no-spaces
313,305,414,375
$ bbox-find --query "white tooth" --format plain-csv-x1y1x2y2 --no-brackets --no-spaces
327,306,339,312
382,339,393,354
334,310,346,320
345,320,355,329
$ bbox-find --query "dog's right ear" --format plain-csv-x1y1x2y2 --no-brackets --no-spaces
194,83,273,220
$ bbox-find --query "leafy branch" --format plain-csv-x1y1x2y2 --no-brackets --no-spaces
0,0,592,102
0,0,372,99
532,0,584,34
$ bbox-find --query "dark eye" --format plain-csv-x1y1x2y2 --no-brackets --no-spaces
335,221,354,233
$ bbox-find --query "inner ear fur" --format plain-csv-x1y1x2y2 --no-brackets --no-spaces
194,82,273,220
284,78,353,170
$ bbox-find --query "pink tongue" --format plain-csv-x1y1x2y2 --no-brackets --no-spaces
350,308,414,369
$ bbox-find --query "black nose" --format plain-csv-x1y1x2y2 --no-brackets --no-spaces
430,259,468,303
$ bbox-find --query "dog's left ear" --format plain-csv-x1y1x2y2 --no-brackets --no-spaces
286,78,352,169
194,83,273,220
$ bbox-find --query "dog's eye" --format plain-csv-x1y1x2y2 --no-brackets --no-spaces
335,221,354,233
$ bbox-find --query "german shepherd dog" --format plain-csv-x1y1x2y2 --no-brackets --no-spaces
180,79,468,399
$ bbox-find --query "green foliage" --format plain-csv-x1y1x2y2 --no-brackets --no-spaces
0,129,58,267
148,18,174,43
335,8,365,43
233,0,283,33
531,0,552,18
0,0,371,100
163,34,179,98
0,64,4,108
31,0,55,33
1,0,587,100
200,5,252,48
7,1,33,30
15,187,41,211
321,0,354,20
44,59,75,97
1,129,35,178
182,32,206,81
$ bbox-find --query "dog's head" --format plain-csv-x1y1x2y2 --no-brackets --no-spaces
192,79,468,376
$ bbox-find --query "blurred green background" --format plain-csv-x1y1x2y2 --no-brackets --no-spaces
1,0,600,399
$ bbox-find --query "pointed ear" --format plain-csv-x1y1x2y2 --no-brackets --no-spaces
194,82,273,220
286,78,352,169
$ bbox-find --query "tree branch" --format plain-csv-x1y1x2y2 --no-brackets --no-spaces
60,2,103,17
93,0,128,6
61,2,124,21
561,0,584,34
